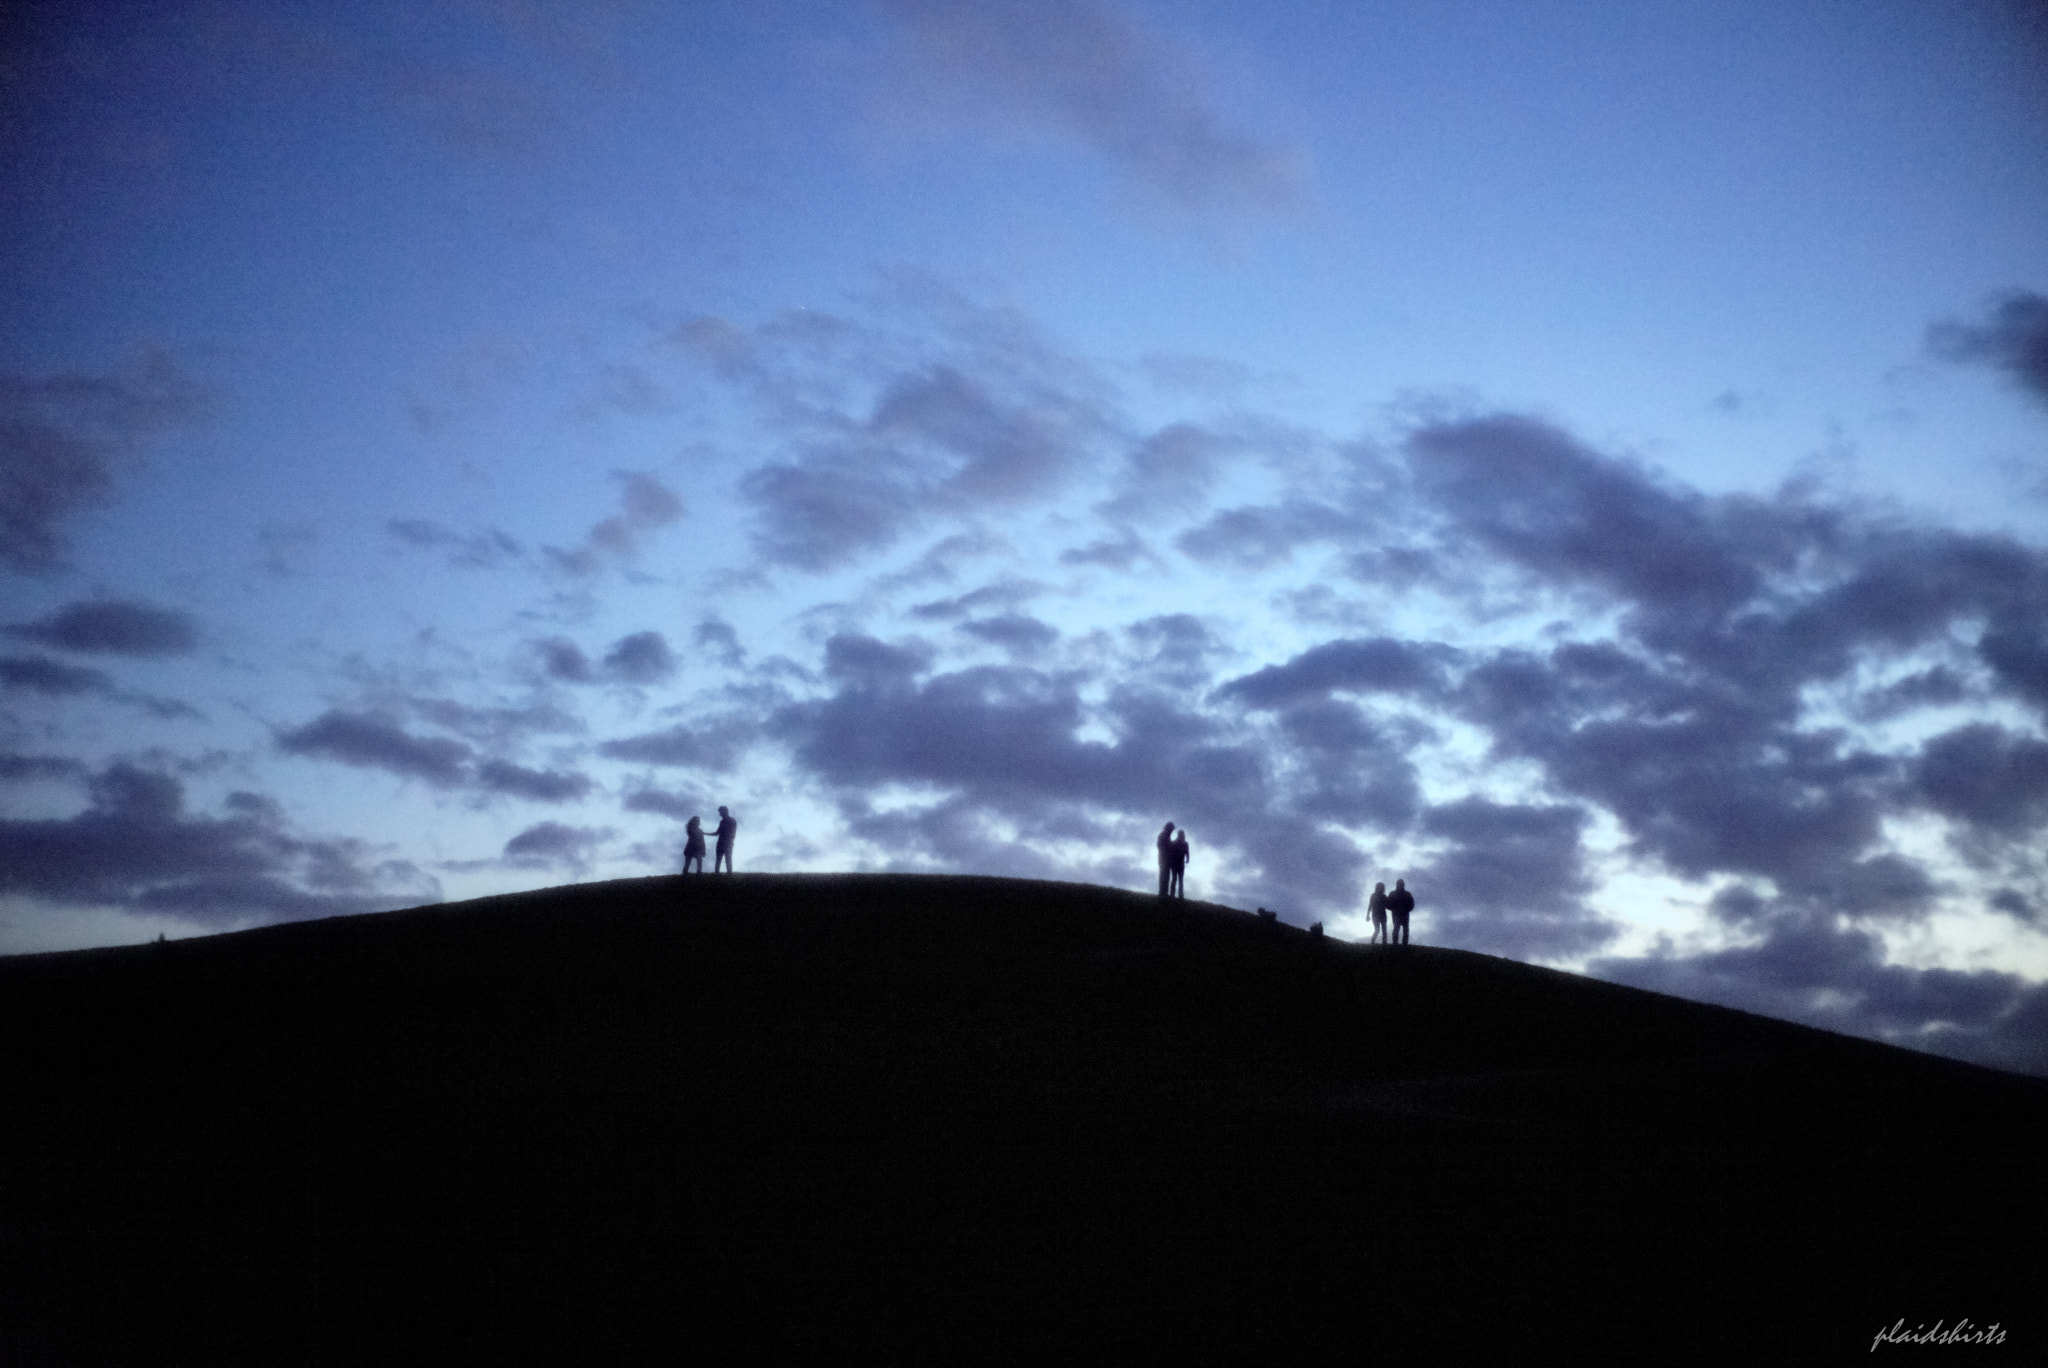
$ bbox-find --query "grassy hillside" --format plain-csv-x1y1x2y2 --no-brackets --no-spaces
4,874,2041,1362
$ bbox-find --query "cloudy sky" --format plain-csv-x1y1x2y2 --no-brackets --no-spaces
6,0,2048,1071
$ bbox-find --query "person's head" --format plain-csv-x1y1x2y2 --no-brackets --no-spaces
719,806,729,816
1394,879,1405,890
1162,821,1174,832
690,815,700,825
1374,882,1385,893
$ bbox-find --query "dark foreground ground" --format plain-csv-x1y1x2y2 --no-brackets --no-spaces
3,874,2041,1363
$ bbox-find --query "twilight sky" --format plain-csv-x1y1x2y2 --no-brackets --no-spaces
6,0,2048,1072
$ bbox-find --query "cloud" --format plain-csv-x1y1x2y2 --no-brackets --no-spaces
1126,613,1236,691
764,638,1382,918
534,630,675,684
1214,636,1458,710
870,0,1308,218
0,752,87,782
0,654,114,696
544,471,684,576
1912,723,2048,844
959,614,1058,657
1096,422,1231,522
1059,529,1160,572
387,519,526,569
1409,798,1613,960
0,349,208,575
603,630,674,683
474,760,593,804
621,786,705,821
502,820,606,869
275,710,473,786
1928,289,2048,405
536,637,596,682
1174,499,1352,571
693,619,745,668
0,762,438,925
8,598,198,655
908,579,1045,621
599,714,753,771
1592,913,2048,1076
671,294,1113,573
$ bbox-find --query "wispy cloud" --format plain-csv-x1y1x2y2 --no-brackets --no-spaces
869,0,1309,219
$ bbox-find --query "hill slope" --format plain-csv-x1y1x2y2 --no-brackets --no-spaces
4,874,2041,1362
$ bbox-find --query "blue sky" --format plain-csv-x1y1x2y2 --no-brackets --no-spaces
6,0,2048,1072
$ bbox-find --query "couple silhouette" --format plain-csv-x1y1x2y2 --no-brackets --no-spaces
1368,880,1414,943
1155,822,1191,899
682,806,738,874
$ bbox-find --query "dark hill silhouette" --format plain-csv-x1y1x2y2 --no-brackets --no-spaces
4,874,2041,1363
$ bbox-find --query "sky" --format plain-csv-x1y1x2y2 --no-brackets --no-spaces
5,0,2048,1073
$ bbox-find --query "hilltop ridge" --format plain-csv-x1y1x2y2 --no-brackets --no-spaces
4,874,2041,1362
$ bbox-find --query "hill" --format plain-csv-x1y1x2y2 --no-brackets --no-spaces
3,874,2041,1362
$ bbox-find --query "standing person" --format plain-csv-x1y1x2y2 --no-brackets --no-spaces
1170,827,1190,899
1388,878,1414,944
682,815,707,874
1368,882,1388,943
1156,822,1176,898
713,805,738,873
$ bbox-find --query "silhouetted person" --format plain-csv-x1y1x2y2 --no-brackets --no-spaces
1170,828,1190,898
714,806,738,873
1388,878,1414,944
1156,822,1176,897
1368,882,1389,944
682,815,706,874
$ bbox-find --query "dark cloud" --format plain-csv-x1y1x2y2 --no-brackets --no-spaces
694,619,745,667
909,579,1044,621
958,614,1058,657
474,760,593,804
1408,416,1771,628
672,297,1112,573
0,654,112,695
1059,529,1160,572
0,762,437,924
8,598,198,655
621,787,704,822
386,519,525,569
766,649,1373,920
1270,699,1426,833
1593,913,2048,1076
872,530,1014,592
275,710,472,787
544,471,684,576
1928,289,2048,404
1409,798,1613,960
0,752,87,782
1913,723,2048,843
1097,422,1230,522
598,715,752,772
824,632,937,685
0,349,207,576
502,821,605,868
408,697,582,748
536,637,596,683
603,630,674,683
735,365,1093,571
1213,637,1456,710
871,0,1308,218
1126,613,1235,692
1174,500,1352,571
